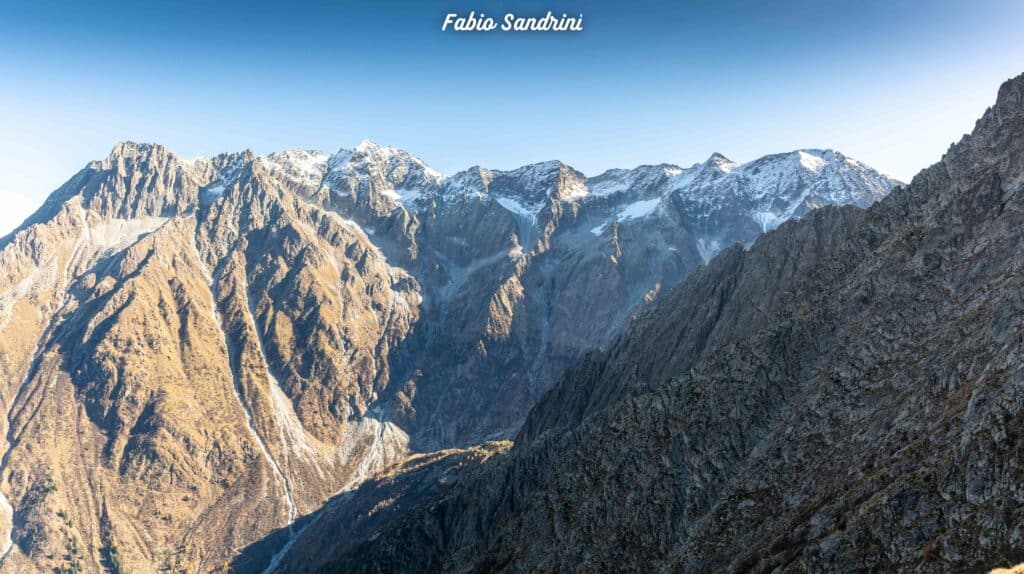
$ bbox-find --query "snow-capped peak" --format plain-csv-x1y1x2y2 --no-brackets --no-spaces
796,150,826,172
437,161,587,221
442,166,493,198
355,138,380,153
670,148,901,241
349,140,444,181
258,149,330,189
703,152,738,173
321,141,444,206
482,161,572,202
587,164,684,197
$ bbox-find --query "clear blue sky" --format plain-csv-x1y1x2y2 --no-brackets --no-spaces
2,0,1023,235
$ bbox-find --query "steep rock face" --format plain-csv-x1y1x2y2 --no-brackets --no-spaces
0,132,895,571
396,152,896,449
0,147,415,572
312,74,1024,573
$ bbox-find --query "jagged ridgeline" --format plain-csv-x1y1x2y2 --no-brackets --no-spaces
284,73,1024,573
0,128,897,570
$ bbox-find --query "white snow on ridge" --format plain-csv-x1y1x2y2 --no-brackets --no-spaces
321,140,444,207
443,167,491,199
587,165,684,197
673,149,900,221
261,149,330,188
204,161,244,197
350,140,444,185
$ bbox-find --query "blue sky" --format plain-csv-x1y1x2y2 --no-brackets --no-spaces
2,0,1023,235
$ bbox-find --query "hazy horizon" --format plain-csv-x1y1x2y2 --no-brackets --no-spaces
2,0,1023,236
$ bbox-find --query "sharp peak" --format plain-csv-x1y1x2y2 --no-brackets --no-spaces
355,138,384,151
342,139,438,167
353,139,413,155
505,159,581,175
994,71,1024,111
453,165,492,176
108,140,170,159
701,152,738,173
321,140,404,159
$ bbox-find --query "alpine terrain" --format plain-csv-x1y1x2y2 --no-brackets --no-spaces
0,119,897,569
271,73,1024,573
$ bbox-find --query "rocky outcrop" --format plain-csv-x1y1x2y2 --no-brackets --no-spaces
309,73,1024,573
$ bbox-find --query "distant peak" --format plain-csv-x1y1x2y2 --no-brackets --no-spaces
108,141,168,160
324,140,444,187
355,139,383,152
510,159,564,173
703,152,737,173
457,165,493,180
351,140,428,166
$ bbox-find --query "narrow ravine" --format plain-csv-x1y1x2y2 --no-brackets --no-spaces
240,274,299,525
190,233,298,530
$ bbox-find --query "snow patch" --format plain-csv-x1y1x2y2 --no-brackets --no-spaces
561,177,589,201
798,150,826,173
696,238,722,263
618,197,663,221
496,196,544,221
260,150,330,189
0,478,13,560
753,210,785,232
381,188,424,204
204,162,244,197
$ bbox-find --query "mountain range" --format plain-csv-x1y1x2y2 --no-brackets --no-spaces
0,112,902,570
272,73,1024,573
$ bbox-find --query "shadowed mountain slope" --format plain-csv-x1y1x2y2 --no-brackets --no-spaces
305,73,1024,574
